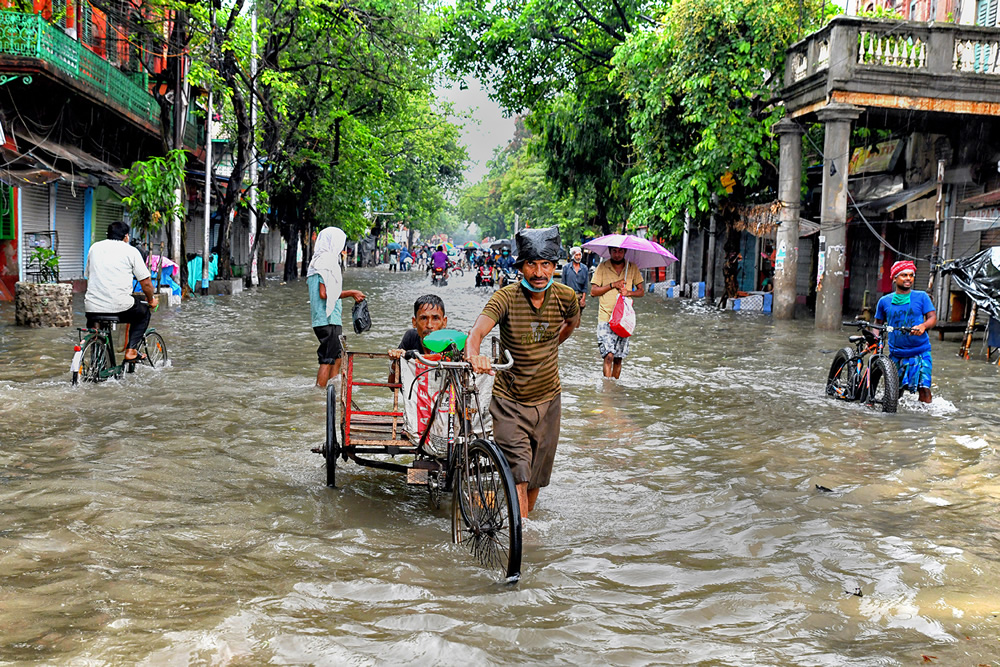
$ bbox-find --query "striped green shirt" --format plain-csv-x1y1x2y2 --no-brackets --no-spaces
480,282,580,406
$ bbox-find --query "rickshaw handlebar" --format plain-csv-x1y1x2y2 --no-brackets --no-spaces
407,349,514,370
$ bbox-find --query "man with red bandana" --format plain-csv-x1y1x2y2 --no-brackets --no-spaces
874,260,937,403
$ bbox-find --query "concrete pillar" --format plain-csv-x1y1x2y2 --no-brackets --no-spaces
773,119,804,320
815,103,862,330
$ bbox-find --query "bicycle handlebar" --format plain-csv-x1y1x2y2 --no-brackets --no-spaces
842,320,913,334
406,348,514,371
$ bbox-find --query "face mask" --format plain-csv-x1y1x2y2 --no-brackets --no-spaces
521,276,553,293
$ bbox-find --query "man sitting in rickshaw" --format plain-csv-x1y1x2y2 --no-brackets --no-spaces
388,294,448,359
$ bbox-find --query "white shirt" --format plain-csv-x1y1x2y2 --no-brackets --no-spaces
84,239,151,313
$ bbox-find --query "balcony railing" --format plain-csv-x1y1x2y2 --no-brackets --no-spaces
784,16,1000,114
0,10,159,128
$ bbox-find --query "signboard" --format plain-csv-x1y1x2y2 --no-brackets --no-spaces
963,208,1000,233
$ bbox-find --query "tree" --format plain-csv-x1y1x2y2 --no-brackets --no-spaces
610,0,823,237
458,119,594,243
444,0,641,235
122,149,187,242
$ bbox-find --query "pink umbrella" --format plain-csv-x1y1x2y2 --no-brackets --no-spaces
582,234,677,269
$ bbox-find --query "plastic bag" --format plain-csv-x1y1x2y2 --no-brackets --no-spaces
352,299,371,334
513,225,561,266
609,294,635,337
399,358,493,457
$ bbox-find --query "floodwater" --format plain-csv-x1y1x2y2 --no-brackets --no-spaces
1,266,999,666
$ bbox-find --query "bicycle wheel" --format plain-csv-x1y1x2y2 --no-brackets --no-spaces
140,332,168,368
78,338,112,383
325,381,339,487
867,356,899,413
452,438,522,582
825,347,856,400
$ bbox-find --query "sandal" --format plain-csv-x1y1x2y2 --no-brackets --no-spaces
123,351,147,363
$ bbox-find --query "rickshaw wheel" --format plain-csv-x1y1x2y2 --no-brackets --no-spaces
451,439,522,582
325,382,339,487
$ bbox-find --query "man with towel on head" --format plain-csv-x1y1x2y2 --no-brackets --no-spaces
307,226,366,388
874,259,937,403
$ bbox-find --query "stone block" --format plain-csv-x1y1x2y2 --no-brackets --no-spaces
208,279,244,295
14,282,73,327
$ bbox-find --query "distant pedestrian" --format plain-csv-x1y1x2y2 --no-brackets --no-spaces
874,260,937,403
388,247,399,272
561,246,589,311
307,227,366,388
590,246,644,379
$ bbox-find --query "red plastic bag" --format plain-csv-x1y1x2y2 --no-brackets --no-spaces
609,294,635,337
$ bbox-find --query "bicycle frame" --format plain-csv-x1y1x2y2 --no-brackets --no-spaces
831,321,906,405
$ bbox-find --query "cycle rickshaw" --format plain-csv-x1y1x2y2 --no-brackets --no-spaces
311,330,523,582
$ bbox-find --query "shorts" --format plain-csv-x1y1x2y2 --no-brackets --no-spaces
313,325,343,365
489,394,562,490
597,321,630,359
893,350,932,392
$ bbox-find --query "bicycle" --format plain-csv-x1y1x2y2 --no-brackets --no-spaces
825,320,907,413
72,311,168,384
321,331,522,581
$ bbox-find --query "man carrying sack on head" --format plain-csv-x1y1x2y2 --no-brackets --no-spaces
874,259,937,403
466,226,581,518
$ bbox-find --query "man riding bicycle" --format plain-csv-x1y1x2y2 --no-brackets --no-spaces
84,221,157,363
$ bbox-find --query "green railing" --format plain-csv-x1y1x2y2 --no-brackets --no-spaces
0,10,159,128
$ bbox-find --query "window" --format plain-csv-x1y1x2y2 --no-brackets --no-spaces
0,186,14,241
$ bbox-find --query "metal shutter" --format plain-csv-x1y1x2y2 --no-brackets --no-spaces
19,185,51,273
54,184,86,280
914,221,935,289
93,197,125,245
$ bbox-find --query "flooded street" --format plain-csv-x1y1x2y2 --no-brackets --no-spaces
2,267,1000,665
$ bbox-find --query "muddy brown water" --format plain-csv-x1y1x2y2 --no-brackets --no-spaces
1,267,999,665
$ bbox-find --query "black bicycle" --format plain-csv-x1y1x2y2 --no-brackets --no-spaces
72,313,168,384
825,320,908,413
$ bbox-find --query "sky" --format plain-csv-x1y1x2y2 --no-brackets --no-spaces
436,77,516,185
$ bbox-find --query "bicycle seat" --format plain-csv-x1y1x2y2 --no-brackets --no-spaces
422,328,467,353
848,335,865,344
89,314,121,323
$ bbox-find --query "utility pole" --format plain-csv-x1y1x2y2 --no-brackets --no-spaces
679,210,690,287
201,5,215,295
706,197,717,300
248,7,258,287
927,159,946,293
170,9,188,275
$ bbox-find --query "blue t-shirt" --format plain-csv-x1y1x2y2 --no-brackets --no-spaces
307,273,343,327
874,290,934,358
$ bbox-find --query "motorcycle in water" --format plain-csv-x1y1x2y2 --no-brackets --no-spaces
431,266,448,287
497,266,518,288
475,264,495,288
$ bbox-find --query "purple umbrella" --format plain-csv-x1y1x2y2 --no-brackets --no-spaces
582,234,678,269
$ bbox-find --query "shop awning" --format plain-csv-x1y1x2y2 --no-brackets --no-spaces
850,180,936,214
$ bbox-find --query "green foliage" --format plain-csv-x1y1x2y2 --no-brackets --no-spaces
28,246,59,282
444,0,638,234
611,0,824,237
122,149,187,237
458,120,595,244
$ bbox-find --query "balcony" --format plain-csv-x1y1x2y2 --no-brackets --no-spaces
0,10,197,144
783,16,1000,119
